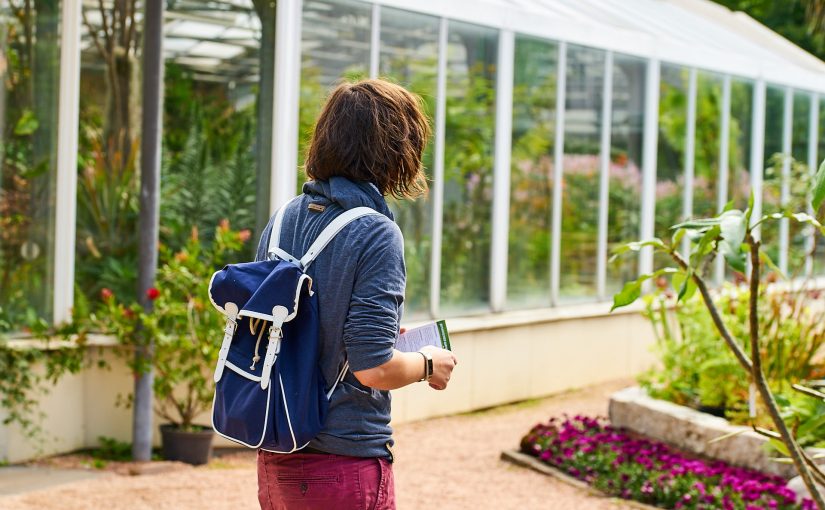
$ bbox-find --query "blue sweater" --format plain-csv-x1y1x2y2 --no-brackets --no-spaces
255,177,404,459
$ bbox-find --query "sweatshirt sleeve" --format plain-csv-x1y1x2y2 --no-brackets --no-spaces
342,217,406,372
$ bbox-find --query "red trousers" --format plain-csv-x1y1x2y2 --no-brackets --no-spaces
257,450,395,510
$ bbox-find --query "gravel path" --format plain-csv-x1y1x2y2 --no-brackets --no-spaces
0,379,634,510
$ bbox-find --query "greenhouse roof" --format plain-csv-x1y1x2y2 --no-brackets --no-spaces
375,0,825,92
78,0,825,92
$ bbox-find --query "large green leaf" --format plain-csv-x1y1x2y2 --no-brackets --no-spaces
718,210,747,273
609,238,666,263
813,158,825,212
612,280,642,312
610,268,679,312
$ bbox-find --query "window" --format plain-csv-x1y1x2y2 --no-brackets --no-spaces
692,72,723,220
655,65,688,260
439,21,497,314
507,36,557,308
789,91,812,269
607,55,645,293
300,0,372,185
75,0,267,306
761,85,785,265
1,2,62,325
379,7,439,318
728,79,753,210
559,45,605,301
817,96,825,275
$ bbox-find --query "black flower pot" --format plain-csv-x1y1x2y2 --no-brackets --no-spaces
160,424,214,465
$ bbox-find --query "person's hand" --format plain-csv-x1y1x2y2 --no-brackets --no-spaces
419,345,457,391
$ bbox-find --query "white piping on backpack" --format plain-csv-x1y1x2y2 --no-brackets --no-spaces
213,302,239,383
210,379,271,449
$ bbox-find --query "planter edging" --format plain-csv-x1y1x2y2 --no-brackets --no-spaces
608,386,825,480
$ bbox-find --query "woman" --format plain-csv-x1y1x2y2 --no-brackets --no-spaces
254,79,458,509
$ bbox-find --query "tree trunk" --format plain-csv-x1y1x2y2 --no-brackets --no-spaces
133,0,164,462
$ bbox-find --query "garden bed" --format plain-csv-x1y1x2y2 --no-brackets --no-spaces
609,387,825,480
515,415,815,510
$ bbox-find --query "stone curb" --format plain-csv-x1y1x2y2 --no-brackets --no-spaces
608,387,825,480
500,450,660,510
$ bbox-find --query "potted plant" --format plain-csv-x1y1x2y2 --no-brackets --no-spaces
97,222,249,465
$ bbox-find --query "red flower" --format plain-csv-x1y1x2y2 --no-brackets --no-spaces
238,229,251,243
146,287,160,301
100,288,114,301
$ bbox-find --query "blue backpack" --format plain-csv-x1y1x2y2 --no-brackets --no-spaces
208,202,380,452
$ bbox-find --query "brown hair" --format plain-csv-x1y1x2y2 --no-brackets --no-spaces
304,79,431,198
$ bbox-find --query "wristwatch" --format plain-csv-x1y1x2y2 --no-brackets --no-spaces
418,350,433,382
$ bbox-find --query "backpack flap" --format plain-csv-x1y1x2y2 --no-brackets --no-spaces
237,262,312,389
210,260,274,383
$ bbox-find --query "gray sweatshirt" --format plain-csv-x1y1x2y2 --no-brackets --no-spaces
255,176,404,459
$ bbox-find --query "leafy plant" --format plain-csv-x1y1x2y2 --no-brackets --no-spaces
89,222,249,430
640,282,825,420
0,313,87,451
611,158,825,508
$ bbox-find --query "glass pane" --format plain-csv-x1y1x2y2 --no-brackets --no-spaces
761,85,785,265
300,0,371,188
507,36,557,309
559,45,604,301
816,97,825,275
76,1,143,303
76,0,265,305
789,91,812,270
692,72,723,220
380,7,439,319
725,78,753,281
1,2,61,326
606,55,645,294
728,79,752,211
656,65,688,262
439,21,497,315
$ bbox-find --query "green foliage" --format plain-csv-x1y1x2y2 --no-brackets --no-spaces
90,436,133,462
87,223,249,429
778,389,825,450
0,315,87,448
160,63,258,256
711,0,825,61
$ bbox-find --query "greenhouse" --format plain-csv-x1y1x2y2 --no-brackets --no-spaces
2,0,825,463
4,0,825,326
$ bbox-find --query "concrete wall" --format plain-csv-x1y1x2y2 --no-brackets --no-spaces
0,303,655,463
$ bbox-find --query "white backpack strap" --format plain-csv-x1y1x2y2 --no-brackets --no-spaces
267,197,301,264
213,302,239,383
299,207,381,269
326,361,350,399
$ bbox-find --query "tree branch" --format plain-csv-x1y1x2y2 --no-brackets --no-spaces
747,235,825,510
81,6,109,61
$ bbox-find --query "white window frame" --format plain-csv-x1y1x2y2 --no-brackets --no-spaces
53,0,83,323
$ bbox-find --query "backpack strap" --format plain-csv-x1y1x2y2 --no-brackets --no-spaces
267,196,302,264
299,207,382,270
326,360,350,399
